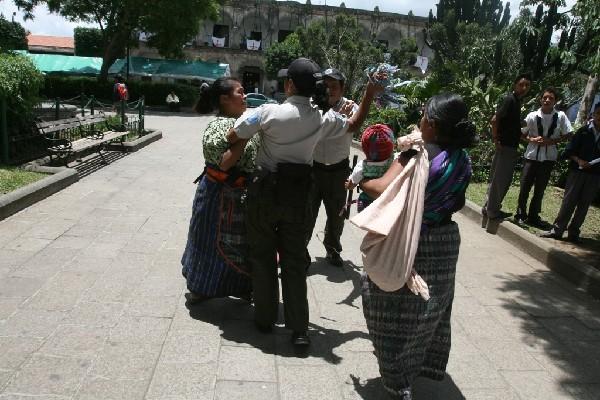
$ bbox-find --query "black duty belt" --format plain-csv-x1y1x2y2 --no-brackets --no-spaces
313,158,349,171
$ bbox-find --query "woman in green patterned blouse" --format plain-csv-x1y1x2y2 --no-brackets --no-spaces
181,77,259,303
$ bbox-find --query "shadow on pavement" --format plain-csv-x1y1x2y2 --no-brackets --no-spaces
309,256,362,309
184,295,370,365
497,270,600,394
351,374,465,400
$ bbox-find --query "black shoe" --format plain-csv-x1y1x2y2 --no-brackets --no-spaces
540,230,562,239
326,252,343,267
291,331,311,346
525,216,542,227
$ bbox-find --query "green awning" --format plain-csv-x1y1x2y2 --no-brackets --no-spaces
15,51,102,75
109,56,230,82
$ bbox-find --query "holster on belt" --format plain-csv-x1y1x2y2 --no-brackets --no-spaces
276,163,312,207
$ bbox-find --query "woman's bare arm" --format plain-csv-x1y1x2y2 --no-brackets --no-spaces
359,155,409,199
219,139,248,171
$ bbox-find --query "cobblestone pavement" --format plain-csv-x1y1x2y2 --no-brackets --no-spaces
1,114,599,400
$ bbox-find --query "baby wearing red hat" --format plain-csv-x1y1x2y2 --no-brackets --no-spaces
346,124,396,212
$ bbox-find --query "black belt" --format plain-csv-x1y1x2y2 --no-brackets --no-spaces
313,158,349,171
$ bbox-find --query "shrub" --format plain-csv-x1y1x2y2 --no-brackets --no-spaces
41,76,199,107
0,52,44,137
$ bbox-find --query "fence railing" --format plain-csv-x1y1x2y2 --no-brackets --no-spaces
0,94,146,165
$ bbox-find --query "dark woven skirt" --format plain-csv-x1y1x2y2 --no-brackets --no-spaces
181,176,251,298
361,222,460,399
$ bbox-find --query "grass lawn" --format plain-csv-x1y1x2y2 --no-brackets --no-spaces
466,182,600,240
0,167,48,195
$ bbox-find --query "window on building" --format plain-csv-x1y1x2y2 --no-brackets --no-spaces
247,31,262,50
212,24,230,47
278,30,293,42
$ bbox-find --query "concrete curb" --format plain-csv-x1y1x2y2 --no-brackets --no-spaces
107,129,163,153
0,165,79,221
460,199,600,299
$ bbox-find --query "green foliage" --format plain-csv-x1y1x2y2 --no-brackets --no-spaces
294,14,384,94
0,15,28,52
74,27,103,57
41,75,199,107
0,53,44,137
389,38,418,68
264,33,303,80
0,167,47,194
363,106,407,140
15,0,222,79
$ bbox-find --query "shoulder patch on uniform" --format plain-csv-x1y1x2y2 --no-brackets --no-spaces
246,111,260,125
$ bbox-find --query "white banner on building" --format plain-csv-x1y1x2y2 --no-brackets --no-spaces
212,36,225,48
414,56,428,74
246,40,261,51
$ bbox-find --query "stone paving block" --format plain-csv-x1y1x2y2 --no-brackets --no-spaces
109,315,171,344
332,351,381,399
146,362,216,400
62,301,125,328
12,248,77,279
458,388,521,399
0,369,14,391
84,269,141,303
217,346,277,382
537,317,599,342
472,339,544,371
38,324,109,358
160,329,220,364
278,364,343,400
23,271,101,312
89,341,162,380
170,304,223,331
126,295,179,318
3,237,51,253
483,301,538,328
62,256,112,274
500,370,576,399
451,296,491,317
4,354,91,397
77,241,127,260
215,380,278,400
47,235,94,250
446,351,509,390
74,377,149,400
20,219,76,240
0,298,24,321
0,309,67,338
530,347,600,384
0,277,44,299
134,276,184,298
454,316,514,341
0,336,44,369
63,223,102,239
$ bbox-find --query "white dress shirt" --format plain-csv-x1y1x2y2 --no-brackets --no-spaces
234,96,350,172
313,97,359,165
523,109,572,162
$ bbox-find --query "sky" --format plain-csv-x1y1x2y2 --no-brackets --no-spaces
0,0,577,37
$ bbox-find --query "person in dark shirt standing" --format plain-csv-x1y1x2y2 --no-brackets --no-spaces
482,73,532,233
541,104,600,243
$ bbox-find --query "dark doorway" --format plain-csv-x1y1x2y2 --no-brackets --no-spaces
242,68,261,94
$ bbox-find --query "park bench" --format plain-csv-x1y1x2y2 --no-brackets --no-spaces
36,113,129,166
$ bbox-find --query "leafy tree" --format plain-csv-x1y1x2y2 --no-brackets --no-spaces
264,33,303,80
294,14,384,95
15,0,222,80
0,15,28,52
74,27,103,57
389,37,418,68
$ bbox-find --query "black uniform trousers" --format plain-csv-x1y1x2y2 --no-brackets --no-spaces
516,159,555,220
246,169,313,332
307,159,349,255
553,169,600,238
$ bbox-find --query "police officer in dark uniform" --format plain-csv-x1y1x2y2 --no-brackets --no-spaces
227,58,382,347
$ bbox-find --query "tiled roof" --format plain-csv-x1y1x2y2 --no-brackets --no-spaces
27,34,74,50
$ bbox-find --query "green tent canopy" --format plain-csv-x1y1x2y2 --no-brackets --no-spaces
15,51,103,75
109,56,230,82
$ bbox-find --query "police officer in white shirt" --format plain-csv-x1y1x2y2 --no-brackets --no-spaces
227,58,383,347
308,68,358,267
515,87,573,225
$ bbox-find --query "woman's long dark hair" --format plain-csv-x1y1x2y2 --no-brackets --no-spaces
424,93,478,148
194,77,240,114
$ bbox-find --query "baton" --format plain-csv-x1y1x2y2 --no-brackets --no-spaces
344,155,359,219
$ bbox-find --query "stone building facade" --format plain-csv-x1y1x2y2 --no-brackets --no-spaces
132,0,432,93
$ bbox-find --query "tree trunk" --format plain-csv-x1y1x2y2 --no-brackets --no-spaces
98,33,128,82
576,74,598,126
